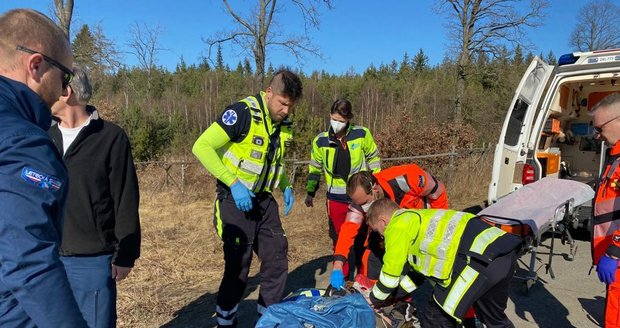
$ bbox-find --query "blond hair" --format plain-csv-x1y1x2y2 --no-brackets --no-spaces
0,9,69,67
366,198,399,225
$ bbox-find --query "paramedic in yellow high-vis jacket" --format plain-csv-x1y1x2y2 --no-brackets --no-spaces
366,198,521,328
304,99,381,280
192,70,302,327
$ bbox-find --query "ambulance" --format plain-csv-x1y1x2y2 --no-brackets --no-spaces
488,49,620,230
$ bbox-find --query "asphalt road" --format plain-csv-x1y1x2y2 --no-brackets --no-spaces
304,234,605,327
231,232,605,328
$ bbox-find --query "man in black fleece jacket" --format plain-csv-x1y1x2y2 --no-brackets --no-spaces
48,64,141,328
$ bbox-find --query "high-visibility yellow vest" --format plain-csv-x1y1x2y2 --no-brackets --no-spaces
219,92,292,193
307,125,380,200
399,209,473,285
374,209,514,322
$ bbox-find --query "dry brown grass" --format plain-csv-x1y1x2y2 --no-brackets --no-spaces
117,152,493,327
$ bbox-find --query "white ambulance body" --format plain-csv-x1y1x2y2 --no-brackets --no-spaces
488,49,620,230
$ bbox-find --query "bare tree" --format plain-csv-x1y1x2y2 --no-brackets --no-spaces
569,0,620,52
127,22,166,103
436,0,547,123
127,22,165,71
54,0,74,39
206,0,333,84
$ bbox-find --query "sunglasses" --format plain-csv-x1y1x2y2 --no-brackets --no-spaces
16,45,73,89
593,113,620,134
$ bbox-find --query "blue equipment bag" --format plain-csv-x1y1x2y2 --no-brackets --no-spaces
255,290,375,328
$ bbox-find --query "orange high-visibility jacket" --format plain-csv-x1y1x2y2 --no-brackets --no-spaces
333,164,448,263
593,142,620,264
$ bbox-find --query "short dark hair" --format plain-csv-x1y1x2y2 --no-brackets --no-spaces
269,69,303,101
346,171,377,196
330,99,353,119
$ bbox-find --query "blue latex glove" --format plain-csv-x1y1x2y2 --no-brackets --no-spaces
230,181,255,212
597,255,619,285
284,186,294,216
330,270,345,290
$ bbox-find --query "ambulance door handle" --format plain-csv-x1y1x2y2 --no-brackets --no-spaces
520,149,526,156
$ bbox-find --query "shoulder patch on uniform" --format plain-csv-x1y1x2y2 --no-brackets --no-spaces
418,175,425,188
222,109,238,126
21,167,62,191
614,235,620,243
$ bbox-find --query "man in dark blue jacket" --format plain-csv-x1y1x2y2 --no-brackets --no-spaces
0,8,88,328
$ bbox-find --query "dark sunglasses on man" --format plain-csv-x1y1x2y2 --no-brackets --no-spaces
16,45,73,89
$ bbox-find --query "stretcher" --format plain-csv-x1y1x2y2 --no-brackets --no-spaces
478,177,594,294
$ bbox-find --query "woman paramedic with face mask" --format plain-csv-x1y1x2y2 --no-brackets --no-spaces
304,98,381,281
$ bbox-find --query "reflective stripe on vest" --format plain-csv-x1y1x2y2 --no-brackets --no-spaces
593,155,620,263
409,210,474,285
310,126,378,197
219,94,291,193
412,210,471,282
395,175,411,193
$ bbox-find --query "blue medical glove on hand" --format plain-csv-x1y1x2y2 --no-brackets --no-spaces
230,181,255,212
330,270,345,290
597,255,619,285
284,186,294,216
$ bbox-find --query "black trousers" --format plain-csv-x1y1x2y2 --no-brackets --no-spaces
423,250,517,328
213,190,288,327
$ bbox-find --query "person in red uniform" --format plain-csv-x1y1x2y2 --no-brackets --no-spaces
330,164,448,289
591,93,620,327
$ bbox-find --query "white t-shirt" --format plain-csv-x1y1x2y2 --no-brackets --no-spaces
58,115,92,154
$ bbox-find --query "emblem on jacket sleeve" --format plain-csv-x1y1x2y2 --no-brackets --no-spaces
21,167,62,191
222,109,238,126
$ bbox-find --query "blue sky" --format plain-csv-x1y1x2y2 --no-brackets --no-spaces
2,0,590,74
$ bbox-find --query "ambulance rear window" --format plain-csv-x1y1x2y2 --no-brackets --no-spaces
504,99,528,146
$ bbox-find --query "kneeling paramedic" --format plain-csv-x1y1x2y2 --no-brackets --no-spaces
192,70,302,327
366,198,521,328
330,164,448,289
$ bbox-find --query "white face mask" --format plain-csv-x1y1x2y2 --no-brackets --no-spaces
361,201,373,212
330,119,347,134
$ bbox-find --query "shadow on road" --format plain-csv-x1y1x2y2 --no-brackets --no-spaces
578,296,604,327
509,264,576,328
284,255,331,295
160,255,332,328
160,275,260,328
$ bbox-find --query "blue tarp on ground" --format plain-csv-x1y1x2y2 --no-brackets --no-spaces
255,292,375,328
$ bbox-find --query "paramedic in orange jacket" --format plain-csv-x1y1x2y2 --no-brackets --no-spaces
329,164,448,290
592,93,620,327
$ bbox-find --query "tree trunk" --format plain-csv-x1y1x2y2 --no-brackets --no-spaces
54,0,73,40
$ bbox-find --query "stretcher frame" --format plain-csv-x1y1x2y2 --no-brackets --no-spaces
478,177,593,295
480,199,577,294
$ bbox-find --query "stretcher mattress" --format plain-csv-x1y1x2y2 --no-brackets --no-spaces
479,177,594,236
